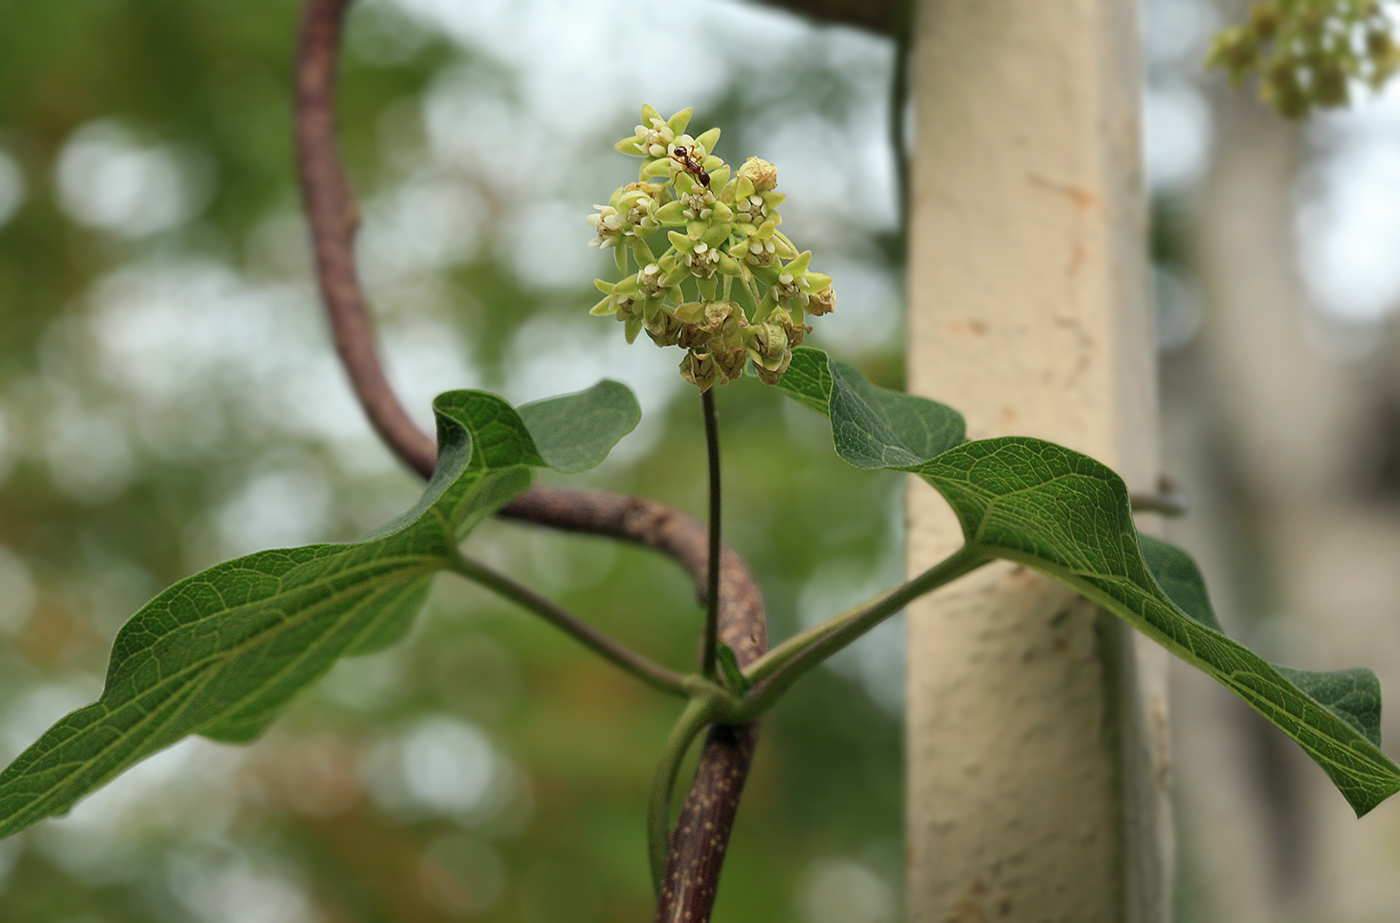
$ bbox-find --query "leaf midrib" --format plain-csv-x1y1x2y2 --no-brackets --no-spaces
0,556,440,825
977,542,1400,793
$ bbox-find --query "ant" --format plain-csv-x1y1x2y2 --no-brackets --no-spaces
670,145,711,190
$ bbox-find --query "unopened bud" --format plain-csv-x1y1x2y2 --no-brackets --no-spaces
680,349,722,392
737,157,778,192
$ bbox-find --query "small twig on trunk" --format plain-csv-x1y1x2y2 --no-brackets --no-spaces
293,2,767,918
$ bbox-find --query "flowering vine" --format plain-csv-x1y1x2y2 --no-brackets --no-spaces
587,105,835,391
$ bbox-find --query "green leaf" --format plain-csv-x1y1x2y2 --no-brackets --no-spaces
775,347,966,465
517,380,641,473
776,347,1400,816
0,382,640,838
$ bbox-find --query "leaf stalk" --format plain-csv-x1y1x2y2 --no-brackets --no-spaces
449,551,690,697
648,694,718,894
737,542,992,718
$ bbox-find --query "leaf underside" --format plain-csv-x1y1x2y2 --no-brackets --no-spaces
776,346,1400,817
0,382,640,838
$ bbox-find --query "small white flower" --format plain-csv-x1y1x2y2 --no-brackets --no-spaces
682,188,714,220
587,204,623,247
638,263,667,295
685,242,719,276
635,118,676,158
743,238,777,266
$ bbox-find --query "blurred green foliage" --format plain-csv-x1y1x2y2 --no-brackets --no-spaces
1208,0,1400,118
0,0,907,919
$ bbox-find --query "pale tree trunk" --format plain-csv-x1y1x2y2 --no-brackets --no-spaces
904,2,1171,920
1168,37,1400,919
1163,78,1324,923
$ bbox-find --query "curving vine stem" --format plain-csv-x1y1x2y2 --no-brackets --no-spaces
294,0,766,918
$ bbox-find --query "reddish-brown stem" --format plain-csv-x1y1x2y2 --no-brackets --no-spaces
293,1,766,918
295,0,436,479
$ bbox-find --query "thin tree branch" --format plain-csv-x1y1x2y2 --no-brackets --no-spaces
293,2,767,918
752,0,898,34
1129,476,1190,517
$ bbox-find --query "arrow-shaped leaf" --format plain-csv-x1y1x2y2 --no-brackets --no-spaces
776,346,1400,816
0,381,640,838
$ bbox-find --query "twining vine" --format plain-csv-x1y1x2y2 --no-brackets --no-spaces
294,0,762,917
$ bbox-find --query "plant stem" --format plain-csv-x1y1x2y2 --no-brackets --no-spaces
449,550,689,698
700,388,722,680
738,542,992,718
296,0,436,479
297,1,771,909
744,276,763,317
648,694,714,894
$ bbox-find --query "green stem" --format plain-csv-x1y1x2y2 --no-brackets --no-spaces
700,388,722,679
738,542,992,717
448,551,689,698
648,694,714,894
744,276,764,318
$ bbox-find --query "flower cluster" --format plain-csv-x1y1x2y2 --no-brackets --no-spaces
588,106,834,391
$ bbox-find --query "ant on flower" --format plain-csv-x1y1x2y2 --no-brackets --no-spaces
670,145,711,190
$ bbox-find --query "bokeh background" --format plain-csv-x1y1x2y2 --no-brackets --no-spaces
0,0,1398,920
